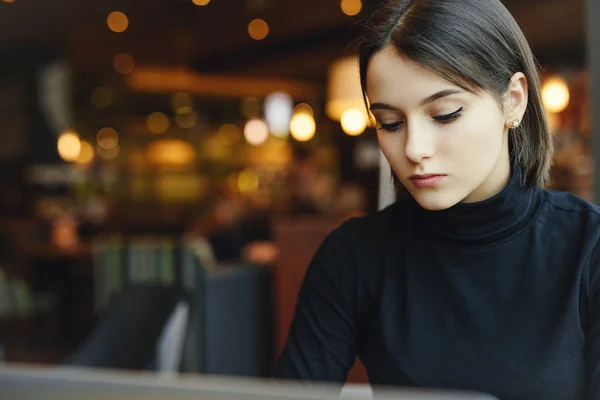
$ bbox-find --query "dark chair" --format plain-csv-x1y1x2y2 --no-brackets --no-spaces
64,284,182,370
181,263,273,377
65,263,273,378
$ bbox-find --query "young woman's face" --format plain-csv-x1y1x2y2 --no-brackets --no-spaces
367,47,513,211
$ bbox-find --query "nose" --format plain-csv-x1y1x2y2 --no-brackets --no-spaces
404,122,435,163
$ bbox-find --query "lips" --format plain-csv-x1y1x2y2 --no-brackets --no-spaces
409,174,444,180
409,174,446,188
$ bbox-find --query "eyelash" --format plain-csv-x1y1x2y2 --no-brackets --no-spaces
377,107,464,133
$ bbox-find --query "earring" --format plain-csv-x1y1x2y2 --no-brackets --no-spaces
511,120,520,129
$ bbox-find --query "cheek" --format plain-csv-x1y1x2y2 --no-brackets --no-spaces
377,133,407,167
439,115,504,159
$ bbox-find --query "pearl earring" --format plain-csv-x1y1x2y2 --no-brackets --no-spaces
511,120,520,129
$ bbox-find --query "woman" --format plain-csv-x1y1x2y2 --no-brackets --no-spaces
274,0,599,399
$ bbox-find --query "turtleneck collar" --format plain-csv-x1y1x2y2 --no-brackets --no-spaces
412,167,544,246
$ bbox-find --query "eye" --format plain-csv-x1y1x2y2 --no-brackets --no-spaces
377,121,403,133
433,107,463,123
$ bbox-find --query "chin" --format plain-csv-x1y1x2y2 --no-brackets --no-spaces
410,192,461,211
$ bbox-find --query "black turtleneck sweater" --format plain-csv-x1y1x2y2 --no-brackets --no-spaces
274,169,600,400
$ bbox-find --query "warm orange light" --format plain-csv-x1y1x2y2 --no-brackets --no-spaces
57,131,81,162
97,127,119,150
175,107,198,129
107,11,129,33
340,0,362,16
238,169,259,193
147,112,170,134
75,141,95,164
2,0,16,4
147,139,196,168
542,76,570,113
326,56,364,121
546,112,561,134
192,0,211,5
341,108,367,136
290,104,316,142
113,53,135,75
248,19,269,40
217,124,242,146
98,145,120,161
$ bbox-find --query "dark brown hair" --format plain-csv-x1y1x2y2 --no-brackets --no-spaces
358,0,553,188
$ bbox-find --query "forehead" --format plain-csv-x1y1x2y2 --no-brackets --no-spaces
366,47,460,104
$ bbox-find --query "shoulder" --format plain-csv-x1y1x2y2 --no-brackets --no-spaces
540,190,600,262
544,190,600,296
543,189,600,219
541,189,600,234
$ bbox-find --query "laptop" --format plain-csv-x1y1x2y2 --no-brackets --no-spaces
0,363,498,400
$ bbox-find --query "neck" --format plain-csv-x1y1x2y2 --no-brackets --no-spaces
414,166,543,246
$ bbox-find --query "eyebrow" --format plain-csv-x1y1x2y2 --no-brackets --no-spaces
369,89,462,112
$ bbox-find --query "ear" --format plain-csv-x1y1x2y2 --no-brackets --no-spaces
504,72,528,129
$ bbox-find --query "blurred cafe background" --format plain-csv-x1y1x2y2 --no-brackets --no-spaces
0,0,597,383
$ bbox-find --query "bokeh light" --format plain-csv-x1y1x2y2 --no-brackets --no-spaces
244,119,269,146
238,169,259,193
147,112,170,134
113,53,135,75
265,91,293,137
97,127,119,150
542,76,570,113
248,19,269,40
175,107,198,129
290,104,316,142
341,108,367,136
98,145,120,161
340,0,362,16
218,124,242,146
75,141,95,164
107,11,129,33
147,139,196,168
58,131,82,162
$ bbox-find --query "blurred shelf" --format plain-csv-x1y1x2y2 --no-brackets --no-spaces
17,243,92,260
